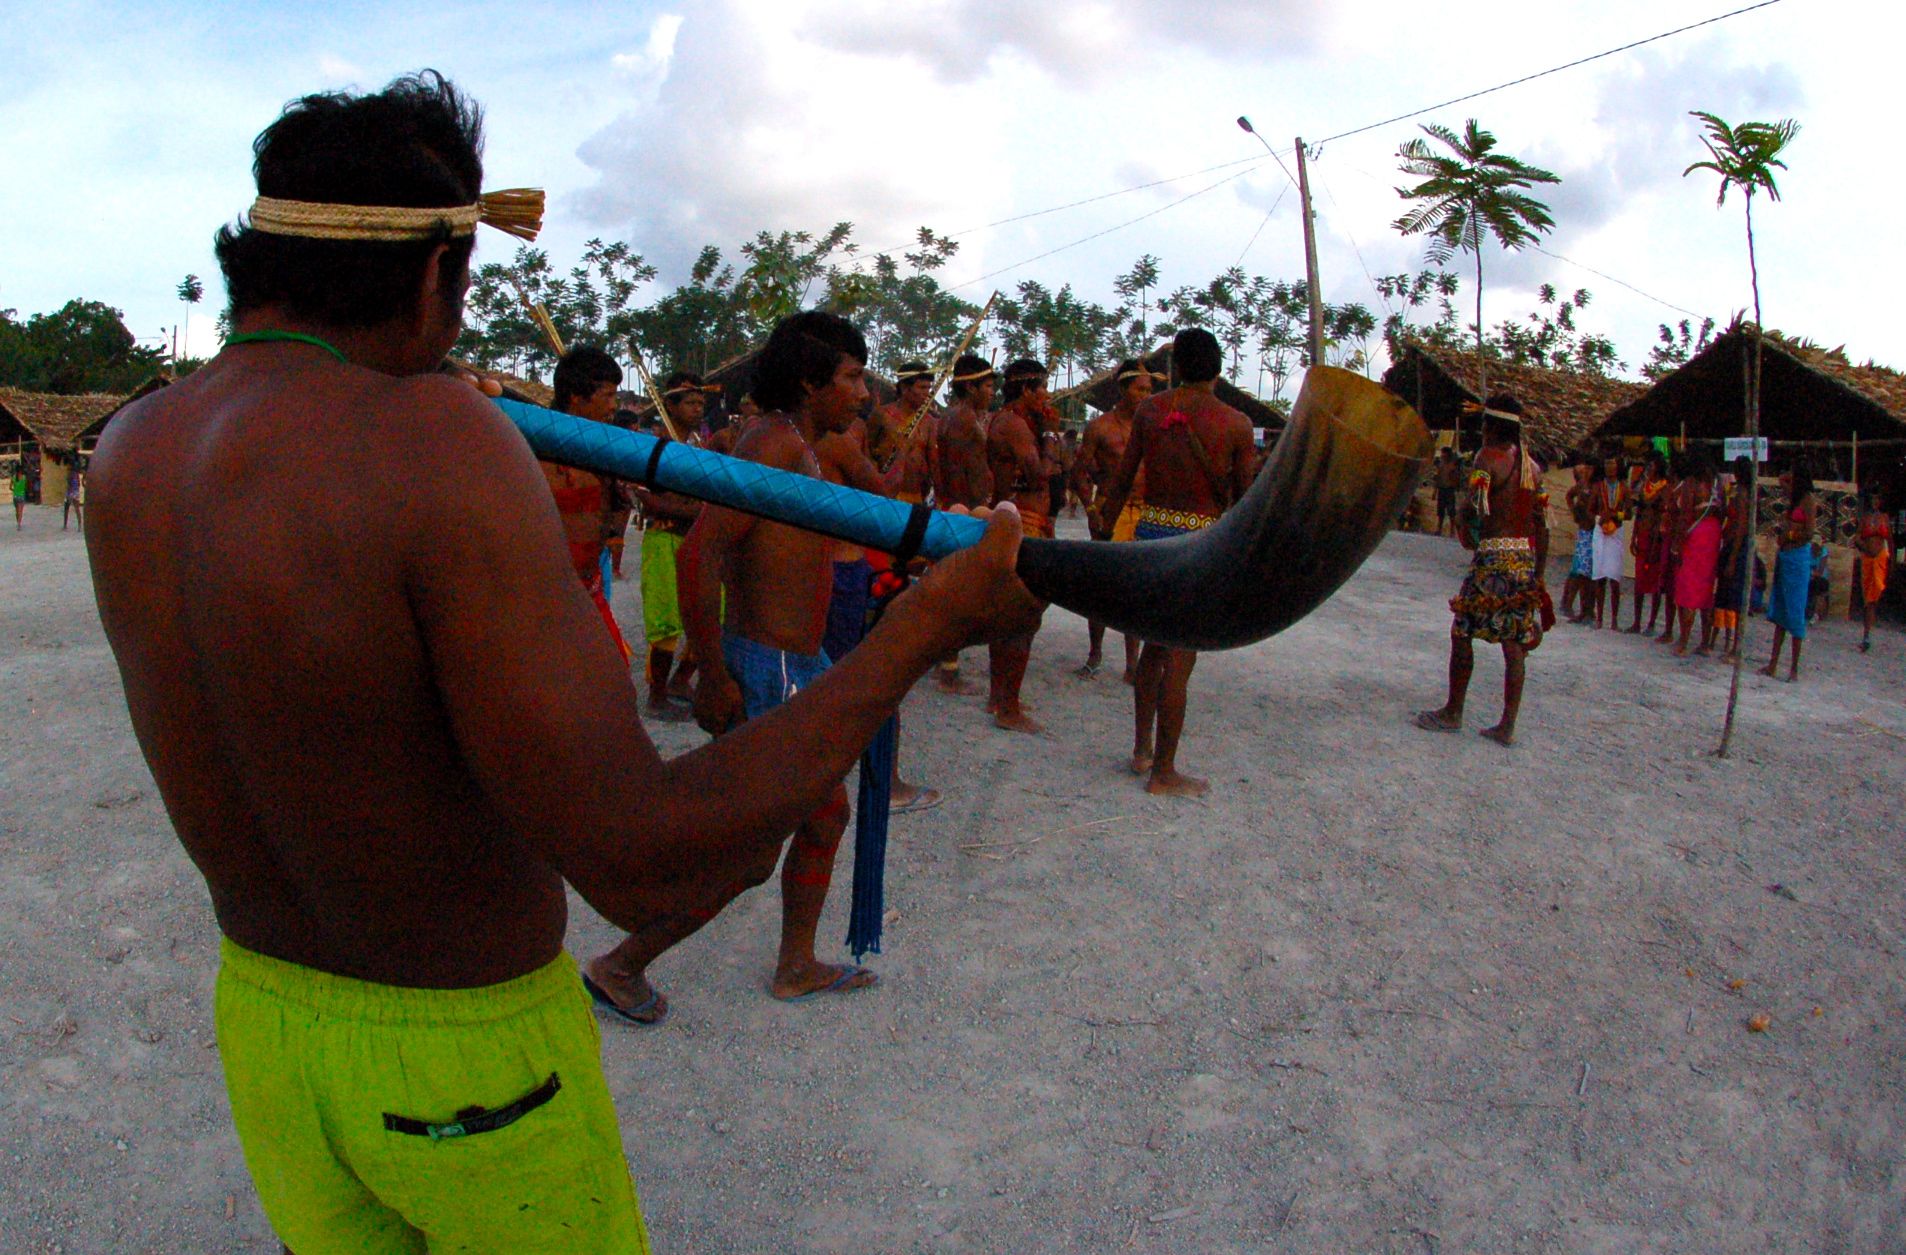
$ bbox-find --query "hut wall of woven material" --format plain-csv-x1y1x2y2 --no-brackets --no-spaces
1050,345,1288,434
1380,340,1646,465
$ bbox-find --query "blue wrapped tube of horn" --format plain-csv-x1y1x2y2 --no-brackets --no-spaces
494,367,1431,653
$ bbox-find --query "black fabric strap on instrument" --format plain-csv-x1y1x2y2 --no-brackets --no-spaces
639,437,669,489
382,1073,561,1141
891,502,932,567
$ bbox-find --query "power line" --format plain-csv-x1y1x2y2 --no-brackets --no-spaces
1311,0,1785,147
1530,244,1706,319
1310,168,1392,320
1233,183,1290,268
945,164,1263,291
840,153,1269,274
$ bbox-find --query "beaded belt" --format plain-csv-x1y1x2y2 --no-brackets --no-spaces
1478,536,1532,552
1138,504,1219,533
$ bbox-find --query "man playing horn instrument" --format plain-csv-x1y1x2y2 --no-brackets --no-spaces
1096,329,1255,795
1415,393,1548,746
1071,357,1158,682
82,72,1039,1253
868,360,938,504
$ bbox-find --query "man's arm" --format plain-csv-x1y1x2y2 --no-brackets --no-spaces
636,486,701,522
1070,424,1103,510
401,380,1041,934
1098,407,1151,522
1228,416,1256,506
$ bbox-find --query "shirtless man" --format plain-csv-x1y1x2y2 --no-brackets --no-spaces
986,359,1058,734
1070,358,1156,681
931,353,996,695
541,346,632,656
1414,394,1549,746
867,361,938,504
635,371,711,718
1096,329,1255,795
586,310,943,1019
82,76,1038,1251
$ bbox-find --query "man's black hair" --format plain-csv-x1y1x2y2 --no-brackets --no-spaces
1172,328,1222,385
895,360,931,385
1732,454,1753,481
553,346,623,412
1001,358,1048,405
1790,465,1815,503
751,311,867,412
1113,358,1144,383
1481,391,1524,445
216,70,484,328
949,354,992,400
664,370,705,393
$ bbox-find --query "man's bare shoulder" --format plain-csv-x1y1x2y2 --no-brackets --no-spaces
732,417,814,474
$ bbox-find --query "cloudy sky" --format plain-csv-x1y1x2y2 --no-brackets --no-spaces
2,0,1889,383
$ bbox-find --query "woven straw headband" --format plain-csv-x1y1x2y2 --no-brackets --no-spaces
246,187,544,242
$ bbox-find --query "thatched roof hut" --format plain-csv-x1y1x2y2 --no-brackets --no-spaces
0,387,126,454
1381,339,1647,463
1051,345,1288,433
1594,323,1906,448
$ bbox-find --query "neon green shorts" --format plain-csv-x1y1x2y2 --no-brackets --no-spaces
215,938,649,1253
641,528,685,648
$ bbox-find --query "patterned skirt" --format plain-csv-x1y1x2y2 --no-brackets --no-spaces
1451,538,1544,649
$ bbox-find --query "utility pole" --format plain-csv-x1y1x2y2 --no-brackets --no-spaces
1294,137,1326,369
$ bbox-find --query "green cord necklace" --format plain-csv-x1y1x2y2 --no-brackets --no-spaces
223,329,348,364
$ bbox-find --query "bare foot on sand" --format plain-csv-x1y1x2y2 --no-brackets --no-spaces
993,709,1044,735
1147,770,1208,797
772,961,877,1001
1129,752,1154,776
1413,709,1460,733
1673,643,1689,657
936,672,979,696
1757,661,1779,678
1625,624,1643,634
1479,724,1516,747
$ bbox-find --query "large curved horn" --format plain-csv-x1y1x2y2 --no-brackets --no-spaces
1015,366,1432,650
492,366,1428,652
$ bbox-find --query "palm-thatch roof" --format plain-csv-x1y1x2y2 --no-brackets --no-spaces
0,387,128,453
1595,322,1906,445
1052,345,1288,432
1381,339,1647,463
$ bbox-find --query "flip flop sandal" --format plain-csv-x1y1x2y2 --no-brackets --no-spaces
773,965,877,1003
890,789,943,816
582,973,669,1026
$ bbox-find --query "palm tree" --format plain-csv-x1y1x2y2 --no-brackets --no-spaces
1391,119,1559,424
1685,110,1800,759
176,274,204,363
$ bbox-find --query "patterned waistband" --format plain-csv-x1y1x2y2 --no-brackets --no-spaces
1138,504,1219,533
1478,536,1532,553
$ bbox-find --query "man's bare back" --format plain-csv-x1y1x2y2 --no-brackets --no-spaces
1109,386,1254,518
87,350,584,988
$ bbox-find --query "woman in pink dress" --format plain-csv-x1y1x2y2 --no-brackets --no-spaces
1673,458,1724,656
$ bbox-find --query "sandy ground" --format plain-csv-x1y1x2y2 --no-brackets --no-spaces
3,501,1904,1254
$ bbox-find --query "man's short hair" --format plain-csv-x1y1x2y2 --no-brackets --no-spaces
751,311,867,412
663,370,705,394
895,360,931,387
949,354,993,400
553,346,623,411
1001,358,1048,405
1172,328,1222,384
215,70,484,328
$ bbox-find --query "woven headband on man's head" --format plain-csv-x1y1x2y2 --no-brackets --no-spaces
246,187,544,242
950,366,996,383
1117,366,1167,383
1462,400,1523,424
664,383,723,399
